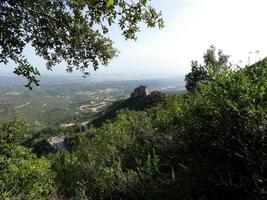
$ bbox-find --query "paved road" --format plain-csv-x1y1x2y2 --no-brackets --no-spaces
49,120,90,151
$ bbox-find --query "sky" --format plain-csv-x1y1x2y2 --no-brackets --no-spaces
1,0,267,80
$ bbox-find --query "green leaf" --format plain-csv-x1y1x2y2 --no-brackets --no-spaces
106,0,114,8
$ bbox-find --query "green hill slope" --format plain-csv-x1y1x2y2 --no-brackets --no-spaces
90,91,166,127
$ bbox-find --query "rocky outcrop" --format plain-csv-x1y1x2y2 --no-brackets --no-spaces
131,85,149,98
81,121,89,132
47,136,67,151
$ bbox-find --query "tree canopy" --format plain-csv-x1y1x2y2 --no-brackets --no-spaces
0,116,53,199
185,46,230,94
0,0,164,88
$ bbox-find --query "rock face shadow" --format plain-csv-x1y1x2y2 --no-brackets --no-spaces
131,85,149,98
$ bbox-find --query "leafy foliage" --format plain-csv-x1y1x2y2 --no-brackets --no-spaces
0,117,53,199
0,0,164,88
1,49,266,199
0,115,28,144
52,110,160,199
51,55,267,199
180,62,267,199
0,144,53,200
185,45,230,94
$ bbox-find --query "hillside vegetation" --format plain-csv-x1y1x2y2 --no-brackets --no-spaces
0,54,266,199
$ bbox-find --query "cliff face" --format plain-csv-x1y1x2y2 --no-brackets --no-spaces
131,85,149,98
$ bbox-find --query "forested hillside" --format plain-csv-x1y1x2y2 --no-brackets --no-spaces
1,52,266,199
1,1,266,199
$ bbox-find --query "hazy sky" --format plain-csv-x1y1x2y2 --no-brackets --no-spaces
1,0,267,79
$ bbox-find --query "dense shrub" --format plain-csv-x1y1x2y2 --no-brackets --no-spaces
52,110,161,199
179,63,267,199
0,144,53,199
0,117,53,199
53,59,266,199
2,56,266,200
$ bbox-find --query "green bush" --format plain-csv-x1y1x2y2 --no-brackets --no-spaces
0,144,53,199
152,59,267,199
1,43,265,199
0,117,53,199
48,58,267,199
0,116,28,145
52,110,161,199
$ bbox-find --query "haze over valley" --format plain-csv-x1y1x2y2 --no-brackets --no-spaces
0,75,185,131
